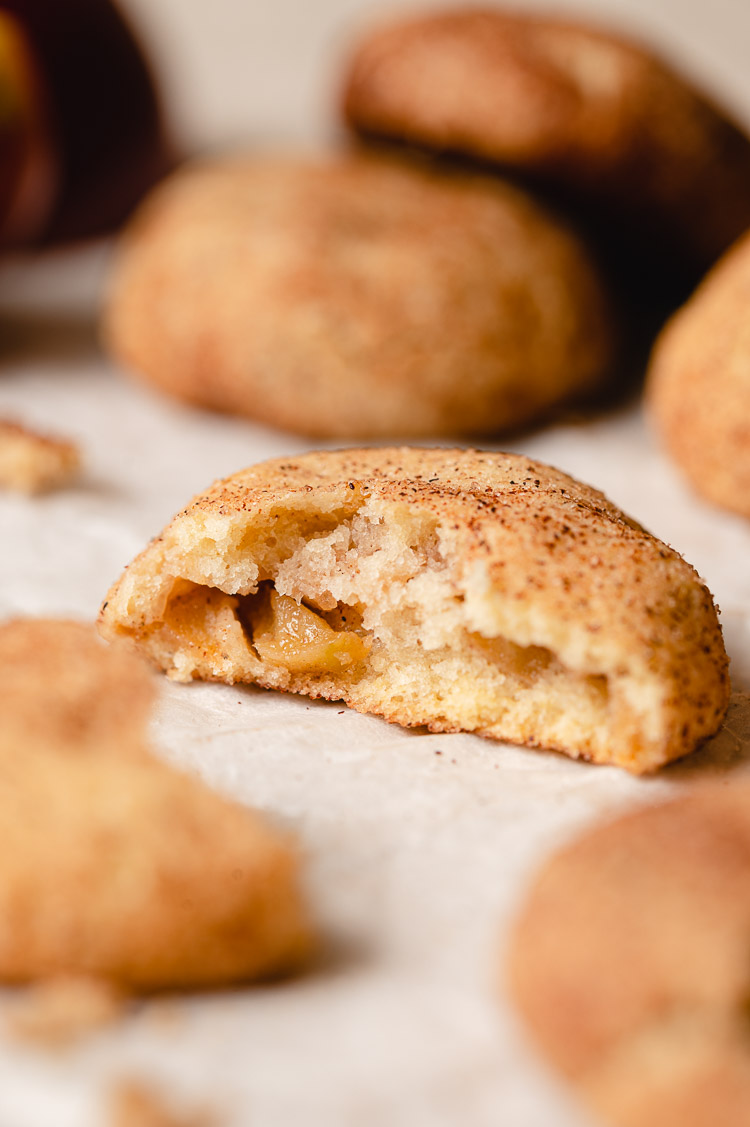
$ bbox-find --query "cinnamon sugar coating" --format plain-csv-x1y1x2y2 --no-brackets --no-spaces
648,228,750,518
103,154,614,438
99,447,728,773
342,8,750,266
0,619,313,989
509,783,750,1127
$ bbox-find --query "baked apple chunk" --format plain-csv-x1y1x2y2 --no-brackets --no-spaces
99,448,729,773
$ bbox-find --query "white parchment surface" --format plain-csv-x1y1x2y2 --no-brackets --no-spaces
0,238,749,1127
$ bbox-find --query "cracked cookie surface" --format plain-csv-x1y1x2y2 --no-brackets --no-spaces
0,618,313,989
99,447,728,772
103,153,614,439
509,783,750,1127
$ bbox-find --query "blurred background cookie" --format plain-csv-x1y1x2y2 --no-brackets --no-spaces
103,152,615,439
647,228,750,519
508,783,750,1127
0,0,171,246
0,618,313,989
342,8,750,281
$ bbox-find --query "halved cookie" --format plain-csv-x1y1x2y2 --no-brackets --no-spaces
647,228,750,519
98,448,729,773
0,619,313,989
103,153,614,438
342,8,750,268
508,783,750,1127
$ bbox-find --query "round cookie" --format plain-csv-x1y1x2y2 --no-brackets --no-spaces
98,447,728,773
0,619,313,989
342,8,750,268
0,617,153,756
103,153,615,439
0,0,171,242
647,228,750,519
508,783,750,1127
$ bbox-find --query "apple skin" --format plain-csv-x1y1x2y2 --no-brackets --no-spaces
0,0,173,242
0,9,57,245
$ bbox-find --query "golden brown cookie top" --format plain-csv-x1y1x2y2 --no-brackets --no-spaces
0,617,155,756
647,228,750,518
0,618,314,990
342,8,750,264
0,418,80,493
103,152,615,439
100,447,728,772
166,447,708,668
509,782,750,1125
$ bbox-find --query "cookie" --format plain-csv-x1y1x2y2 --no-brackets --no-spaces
0,619,313,989
103,153,615,439
342,9,750,268
98,447,728,773
0,616,153,756
0,418,79,493
508,783,750,1127
647,228,750,519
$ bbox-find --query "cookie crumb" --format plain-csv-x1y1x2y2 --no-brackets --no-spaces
6,976,125,1048
98,447,729,773
110,1080,217,1127
0,418,80,494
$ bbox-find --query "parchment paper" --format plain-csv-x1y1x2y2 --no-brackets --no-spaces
1,0,750,1120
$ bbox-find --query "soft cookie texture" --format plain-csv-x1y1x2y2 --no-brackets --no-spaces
0,619,312,990
342,8,750,268
648,228,750,519
508,783,750,1127
98,448,728,773
103,153,614,439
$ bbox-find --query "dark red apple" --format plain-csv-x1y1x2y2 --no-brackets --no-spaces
0,9,57,244
0,0,173,243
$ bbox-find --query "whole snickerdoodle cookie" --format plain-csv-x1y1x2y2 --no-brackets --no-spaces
0,619,313,989
342,8,750,268
98,447,728,773
508,783,750,1127
647,228,750,519
103,154,615,439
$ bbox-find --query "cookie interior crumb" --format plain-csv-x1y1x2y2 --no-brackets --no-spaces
0,418,80,494
153,505,615,753
0,618,314,990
